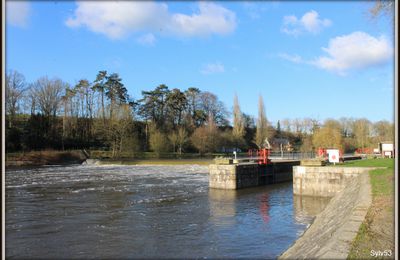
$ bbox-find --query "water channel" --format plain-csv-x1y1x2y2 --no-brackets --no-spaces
6,164,331,259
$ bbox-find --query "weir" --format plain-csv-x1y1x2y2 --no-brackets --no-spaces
209,160,300,189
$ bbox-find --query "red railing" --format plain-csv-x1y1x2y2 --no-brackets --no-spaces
248,148,271,165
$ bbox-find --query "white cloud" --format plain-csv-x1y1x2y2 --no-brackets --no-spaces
200,62,225,74
282,10,331,36
312,31,393,75
66,1,236,40
278,53,303,64
6,1,31,27
137,33,156,46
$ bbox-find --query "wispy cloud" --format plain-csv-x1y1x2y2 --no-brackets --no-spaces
281,10,331,36
200,62,225,75
278,53,304,64
66,2,236,40
6,1,31,28
137,33,156,46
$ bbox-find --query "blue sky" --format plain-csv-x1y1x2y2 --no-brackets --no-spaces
6,1,395,124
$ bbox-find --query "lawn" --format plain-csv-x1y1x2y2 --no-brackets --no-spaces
346,158,395,259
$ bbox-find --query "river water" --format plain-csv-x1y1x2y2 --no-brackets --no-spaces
6,164,330,259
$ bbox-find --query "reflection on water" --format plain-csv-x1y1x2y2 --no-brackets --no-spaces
6,165,330,259
209,189,238,227
293,195,332,225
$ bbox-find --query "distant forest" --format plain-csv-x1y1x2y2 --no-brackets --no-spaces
5,70,394,158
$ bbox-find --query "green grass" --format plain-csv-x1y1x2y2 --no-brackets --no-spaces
341,158,394,196
347,222,373,259
346,158,395,259
340,158,394,168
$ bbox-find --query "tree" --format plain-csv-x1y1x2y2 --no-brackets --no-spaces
5,70,27,127
339,117,354,138
149,125,169,157
369,0,394,20
104,73,129,120
255,95,269,148
281,118,291,132
232,94,245,145
300,135,314,152
93,70,108,124
176,127,188,155
138,84,170,129
166,88,188,128
372,120,394,143
168,131,179,153
32,76,65,118
197,91,228,126
169,127,189,154
191,126,208,155
352,118,372,150
30,77,67,147
184,87,200,127
312,122,343,150
276,120,281,137
107,104,134,158
191,113,220,154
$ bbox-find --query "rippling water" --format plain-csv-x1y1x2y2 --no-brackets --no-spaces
6,164,330,259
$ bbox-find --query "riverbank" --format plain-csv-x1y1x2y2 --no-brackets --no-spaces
87,158,213,166
280,158,394,259
5,150,87,167
5,151,214,167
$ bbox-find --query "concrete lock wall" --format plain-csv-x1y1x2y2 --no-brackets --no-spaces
208,164,238,189
292,166,372,197
209,162,298,189
280,169,373,259
209,163,259,189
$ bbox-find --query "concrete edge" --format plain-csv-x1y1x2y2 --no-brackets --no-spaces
279,169,373,259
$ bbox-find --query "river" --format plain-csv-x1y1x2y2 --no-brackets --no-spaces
5,164,330,259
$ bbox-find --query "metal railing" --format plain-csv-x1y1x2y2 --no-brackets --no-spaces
268,151,315,160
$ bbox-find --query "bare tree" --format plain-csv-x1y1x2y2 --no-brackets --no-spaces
168,127,189,154
352,118,372,150
191,113,220,154
369,0,394,20
168,131,179,153
176,127,188,155
149,125,169,157
108,104,134,157
5,70,27,127
281,118,291,132
372,120,394,143
197,91,228,126
31,76,65,118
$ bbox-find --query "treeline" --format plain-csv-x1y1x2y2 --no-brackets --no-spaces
5,70,394,157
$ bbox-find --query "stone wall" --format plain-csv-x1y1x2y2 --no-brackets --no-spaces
209,162,299,189
209,163,259,189
209,164,238,189
293,166,375,197
280,171,372,259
